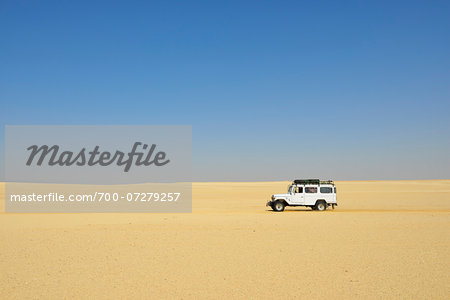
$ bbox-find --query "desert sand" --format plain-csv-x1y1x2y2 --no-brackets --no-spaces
0,180,449,299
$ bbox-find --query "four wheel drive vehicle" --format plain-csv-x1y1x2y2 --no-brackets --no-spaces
267,179,337,212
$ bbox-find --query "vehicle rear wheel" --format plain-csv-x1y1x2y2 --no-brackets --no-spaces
272,201,285,212
314,200,327,211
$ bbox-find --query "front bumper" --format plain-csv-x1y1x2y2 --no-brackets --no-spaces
266,200,274,207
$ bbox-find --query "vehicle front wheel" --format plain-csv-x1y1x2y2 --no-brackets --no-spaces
314,201,327,211
272,201,285,212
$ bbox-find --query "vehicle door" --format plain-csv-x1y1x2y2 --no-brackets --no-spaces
304,185,318,205
291,186,304,204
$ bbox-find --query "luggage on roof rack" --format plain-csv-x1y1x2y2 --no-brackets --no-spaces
293,179,334,185
293,179,320,185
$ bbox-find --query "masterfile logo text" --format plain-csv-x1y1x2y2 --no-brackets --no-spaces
26,142,170,172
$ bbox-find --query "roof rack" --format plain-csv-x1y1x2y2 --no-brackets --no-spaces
293,179,320,185
293,179,334,185
320,180,334,184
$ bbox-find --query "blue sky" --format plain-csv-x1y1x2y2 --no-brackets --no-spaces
1,0,449,181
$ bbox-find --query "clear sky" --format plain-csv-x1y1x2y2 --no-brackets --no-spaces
1,0,449,181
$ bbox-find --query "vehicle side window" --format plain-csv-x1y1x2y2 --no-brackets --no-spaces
295,187,303,193
320,187,332,193
305,187,317,193
334,187,337,193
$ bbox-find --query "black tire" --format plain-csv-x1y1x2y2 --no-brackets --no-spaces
272,201,285,212
314,200,327,211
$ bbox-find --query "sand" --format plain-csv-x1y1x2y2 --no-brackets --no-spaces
0,180,449,299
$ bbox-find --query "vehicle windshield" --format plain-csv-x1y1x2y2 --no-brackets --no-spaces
288,185,294,193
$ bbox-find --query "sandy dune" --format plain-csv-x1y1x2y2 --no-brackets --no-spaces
0,180,449,299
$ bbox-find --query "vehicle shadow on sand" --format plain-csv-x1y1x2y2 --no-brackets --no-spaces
265,208,321,212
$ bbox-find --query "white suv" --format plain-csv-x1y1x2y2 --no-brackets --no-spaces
267,179,337,212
